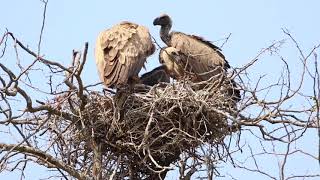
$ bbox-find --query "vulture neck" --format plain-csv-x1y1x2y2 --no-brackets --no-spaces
160,24,172,45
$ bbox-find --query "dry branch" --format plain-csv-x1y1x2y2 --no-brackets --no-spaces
0,143,87,180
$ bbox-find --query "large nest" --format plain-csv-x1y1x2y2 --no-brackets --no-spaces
56,79,239,178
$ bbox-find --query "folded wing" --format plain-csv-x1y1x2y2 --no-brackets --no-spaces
95,22,155,88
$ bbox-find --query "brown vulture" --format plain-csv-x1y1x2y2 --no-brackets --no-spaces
95,21,155,88
153,14,240,101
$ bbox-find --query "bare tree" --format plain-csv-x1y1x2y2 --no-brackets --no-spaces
0,2,319,180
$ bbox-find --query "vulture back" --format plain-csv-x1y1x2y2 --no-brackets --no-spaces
95,22,155,88
169,32,229,81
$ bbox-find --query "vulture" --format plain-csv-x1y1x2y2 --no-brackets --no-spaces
140,65,170,86
95,21,155,88
153,14,240,101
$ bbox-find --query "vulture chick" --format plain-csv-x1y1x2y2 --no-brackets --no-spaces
140,65,170,86
95,21,155,88
134,65,170,93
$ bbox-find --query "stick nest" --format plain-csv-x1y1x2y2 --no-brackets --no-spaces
58,80,239,178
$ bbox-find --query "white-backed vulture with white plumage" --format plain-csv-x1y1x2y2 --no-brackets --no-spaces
154,14,240,101
95,21,155,88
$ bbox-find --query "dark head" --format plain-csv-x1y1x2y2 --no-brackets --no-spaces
153,14,172,26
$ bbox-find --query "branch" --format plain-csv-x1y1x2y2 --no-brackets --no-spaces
0,143,87,180
6,32,72,73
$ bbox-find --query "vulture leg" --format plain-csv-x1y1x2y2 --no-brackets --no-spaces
113,86,130,121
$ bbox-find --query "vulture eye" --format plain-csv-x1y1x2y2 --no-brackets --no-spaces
171,52,178,56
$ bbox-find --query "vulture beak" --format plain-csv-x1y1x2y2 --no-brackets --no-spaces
153,17,160,26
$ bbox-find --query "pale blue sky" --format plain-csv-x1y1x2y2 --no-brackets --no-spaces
1,0,319,179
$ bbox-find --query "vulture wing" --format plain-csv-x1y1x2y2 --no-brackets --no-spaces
169,32,229,81
95,22,155,88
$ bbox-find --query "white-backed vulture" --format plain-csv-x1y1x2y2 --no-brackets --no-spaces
153,14,230,80
95,21,155,88
153,14,230,81
140,65,170,86
154,14,240,101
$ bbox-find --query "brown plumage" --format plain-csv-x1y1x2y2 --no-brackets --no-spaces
140,65,170,86
95,21,155,88
154,14,240,101
153,14,229,81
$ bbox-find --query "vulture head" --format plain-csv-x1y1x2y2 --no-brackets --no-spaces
153,14,172,44
159,47,184,79
153,14,172,26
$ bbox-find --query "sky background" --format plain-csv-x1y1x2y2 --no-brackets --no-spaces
1,0,319,179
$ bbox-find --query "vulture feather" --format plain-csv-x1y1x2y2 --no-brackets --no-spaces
95,21,155,88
